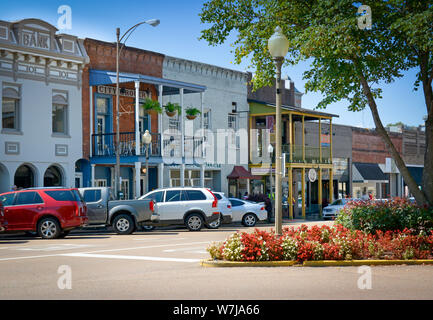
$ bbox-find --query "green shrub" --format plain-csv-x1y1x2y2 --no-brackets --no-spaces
335,198,433,234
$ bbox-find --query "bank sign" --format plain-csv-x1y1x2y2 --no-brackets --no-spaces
22,30,50,50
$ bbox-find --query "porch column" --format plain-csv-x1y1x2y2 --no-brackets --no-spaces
180,88,185,187
90,86,93,157
200,164,205,187
318,168,322,218
329,168,334,203
302,167,306,219
158,84,163,159
91,164,95,187
302,115,305,162
319,118,322,162
134,161,141,198
289,113,293,162
135,81,140,156
288,167,293,219
158,163,164,188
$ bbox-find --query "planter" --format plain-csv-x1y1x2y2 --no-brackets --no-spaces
186,115,197,120
166,111,177,117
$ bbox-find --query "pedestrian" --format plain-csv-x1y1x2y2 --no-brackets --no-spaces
242,192,248,200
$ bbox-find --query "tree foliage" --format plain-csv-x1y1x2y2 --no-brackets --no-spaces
199,0,433,206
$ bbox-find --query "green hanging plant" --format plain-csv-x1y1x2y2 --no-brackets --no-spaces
141,98,162,114
164,102,182,117
185,107,201,120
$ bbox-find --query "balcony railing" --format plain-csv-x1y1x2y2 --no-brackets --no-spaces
162,133,203,159
92,132,203,159
92,132,161,157
282,144,331,164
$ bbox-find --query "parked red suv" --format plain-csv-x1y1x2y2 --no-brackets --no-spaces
0,188,88,239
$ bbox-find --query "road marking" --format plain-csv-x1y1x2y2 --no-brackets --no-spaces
0,254,61,262
15,244,95,252
60,253,201,263
163,246,206,253
69,241,212,255
132,237,186,241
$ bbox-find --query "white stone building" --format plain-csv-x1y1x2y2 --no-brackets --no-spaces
0,19,89,192
162,56,249,196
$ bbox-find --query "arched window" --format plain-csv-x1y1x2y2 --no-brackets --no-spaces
44,166,63,187
14,165,34,189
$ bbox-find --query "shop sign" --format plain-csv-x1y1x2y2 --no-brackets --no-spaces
321,134,330,147
251,167,274,175
97,85,151,99
308,168,317,182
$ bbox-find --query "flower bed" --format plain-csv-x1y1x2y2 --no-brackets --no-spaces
207,225,433,262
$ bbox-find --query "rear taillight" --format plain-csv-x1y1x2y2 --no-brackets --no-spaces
207,189,218,208
75,204,80,216
149,200,155,212
261,207,265,210
227,205,231,209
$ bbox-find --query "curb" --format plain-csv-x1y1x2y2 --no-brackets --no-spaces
200,260,298,267
303,260,433,267
200,259,433,267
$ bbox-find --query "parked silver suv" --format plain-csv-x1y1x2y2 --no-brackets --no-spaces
139,187,220,231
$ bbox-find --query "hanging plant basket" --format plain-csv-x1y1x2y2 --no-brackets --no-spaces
141,98,162,114
164,102,181,117
185,107,201,120
166,110,177,117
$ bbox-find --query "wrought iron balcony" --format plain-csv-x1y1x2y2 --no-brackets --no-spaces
282,144,331,164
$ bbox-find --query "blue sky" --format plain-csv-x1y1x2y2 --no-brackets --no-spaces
1,0,427,128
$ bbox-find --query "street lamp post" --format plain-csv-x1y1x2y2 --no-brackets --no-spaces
268,26,289,235
142,130,152,193
114,19,160,199
268,143,274,223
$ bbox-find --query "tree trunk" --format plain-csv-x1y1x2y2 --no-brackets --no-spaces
420,52,433,206
355,65,429,206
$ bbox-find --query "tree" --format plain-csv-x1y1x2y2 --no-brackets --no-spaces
199,0,433,206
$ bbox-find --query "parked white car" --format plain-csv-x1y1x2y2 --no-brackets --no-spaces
207,192,233,229
228,198,268,227
322,198,353,220
138,187,220,231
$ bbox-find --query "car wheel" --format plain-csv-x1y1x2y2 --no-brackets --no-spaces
242,213,257,227
113,214,135,235
37,217,61,239
58,230,70,239
207,217,221,229
142,225,156,231
185,213,204,231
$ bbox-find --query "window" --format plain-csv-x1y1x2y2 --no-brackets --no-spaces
2,86,20,130
214,193,222,200
228,114,237,146
203,110,211,129
45,190,75,202
0,193,15,206
169,114,180,133
95,179,107,187
165,190,186,202
52,92,68,134
83,189,102,203
15,192,43,205
169,169,213,188
121,179,129,200
186,190,207,201
230,199,244,207
143,191,164,203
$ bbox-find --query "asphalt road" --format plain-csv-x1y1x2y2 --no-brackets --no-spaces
0,220,433,300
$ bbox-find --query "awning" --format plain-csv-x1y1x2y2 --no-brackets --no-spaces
352,162,388,183
227,166,261,180
407,166,423,186
89,69,206,95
